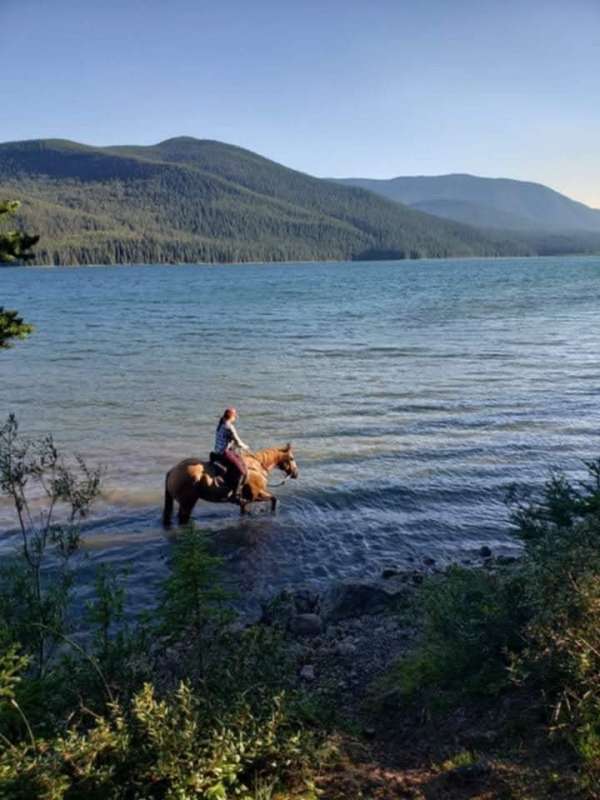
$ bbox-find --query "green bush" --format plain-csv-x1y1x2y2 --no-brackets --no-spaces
385,458,600,773
0,487,323,798
386,565,528,702
509,464,600,767
158,525,230,644
0,678,318,800
0,414,102,677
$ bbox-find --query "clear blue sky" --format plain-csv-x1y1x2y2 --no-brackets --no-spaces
2,0,599,206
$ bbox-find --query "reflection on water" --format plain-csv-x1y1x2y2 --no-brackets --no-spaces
2,256,600,614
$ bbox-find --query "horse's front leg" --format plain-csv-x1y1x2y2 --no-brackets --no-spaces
254,489,277,513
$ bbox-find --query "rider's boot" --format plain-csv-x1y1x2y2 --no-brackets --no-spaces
234,474,245,502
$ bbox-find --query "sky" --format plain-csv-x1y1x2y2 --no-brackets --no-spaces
2,0,600,206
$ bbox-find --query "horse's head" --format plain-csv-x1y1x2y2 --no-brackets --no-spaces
278,443,299,479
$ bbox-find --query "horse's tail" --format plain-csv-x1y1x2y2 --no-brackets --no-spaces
162,471,174,528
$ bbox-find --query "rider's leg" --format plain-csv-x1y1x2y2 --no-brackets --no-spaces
227,450,248,499
221,450,246,497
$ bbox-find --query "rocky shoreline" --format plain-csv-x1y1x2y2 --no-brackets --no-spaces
256,546,516,717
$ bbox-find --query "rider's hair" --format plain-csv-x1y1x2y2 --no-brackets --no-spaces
218,408,235,428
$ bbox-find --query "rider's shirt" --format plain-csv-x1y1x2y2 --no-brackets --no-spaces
214,421,247,454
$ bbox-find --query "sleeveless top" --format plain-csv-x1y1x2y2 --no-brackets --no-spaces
214,421,232,454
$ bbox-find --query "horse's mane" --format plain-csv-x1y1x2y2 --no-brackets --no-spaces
246,446,287,471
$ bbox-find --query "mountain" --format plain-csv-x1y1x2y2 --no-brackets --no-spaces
0,139,528,265
409,199,538,231
332,174,600,233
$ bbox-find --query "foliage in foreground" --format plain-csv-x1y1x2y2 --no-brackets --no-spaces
0,308,33,350
386,460,600,777
0,200,38,349
0,661,317,800
0,414,103,678
0,200,38,265
0,418,322,799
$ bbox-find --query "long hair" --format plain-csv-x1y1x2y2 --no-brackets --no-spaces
217,408,235,429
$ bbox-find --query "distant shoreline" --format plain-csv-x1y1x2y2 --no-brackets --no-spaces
4,251,600,270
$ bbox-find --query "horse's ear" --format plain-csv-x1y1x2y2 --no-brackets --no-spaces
285,442,292,451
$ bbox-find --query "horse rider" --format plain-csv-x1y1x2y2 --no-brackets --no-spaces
213,407,250,500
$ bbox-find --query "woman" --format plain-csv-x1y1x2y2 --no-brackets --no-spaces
214,407,250,499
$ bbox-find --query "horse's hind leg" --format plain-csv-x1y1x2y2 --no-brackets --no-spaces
177,498,196,525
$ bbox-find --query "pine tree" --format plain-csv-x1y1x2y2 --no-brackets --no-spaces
0,200,38,347
0,307,33,348
0,200,39,263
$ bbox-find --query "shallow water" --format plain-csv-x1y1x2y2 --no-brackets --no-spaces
2,256,600,616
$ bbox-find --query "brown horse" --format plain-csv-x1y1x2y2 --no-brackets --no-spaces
162,444,298,527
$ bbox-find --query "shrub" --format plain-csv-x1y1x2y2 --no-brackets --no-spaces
0,414,102,677
0,428,326,799
509,463,600,767
158,525,230,642
386,565,528,702
0,675,318,800
384,458,600,775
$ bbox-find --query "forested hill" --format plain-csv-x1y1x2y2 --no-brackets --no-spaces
0,138,528,265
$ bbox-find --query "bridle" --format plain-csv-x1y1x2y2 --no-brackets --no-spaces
268,455,297,487
244,449,298,488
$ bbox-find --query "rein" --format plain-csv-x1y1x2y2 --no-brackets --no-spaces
267,473,292,488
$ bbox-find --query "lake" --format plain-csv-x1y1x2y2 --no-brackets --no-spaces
2,256,600,616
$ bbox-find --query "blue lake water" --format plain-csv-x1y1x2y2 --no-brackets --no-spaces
2,256,600,615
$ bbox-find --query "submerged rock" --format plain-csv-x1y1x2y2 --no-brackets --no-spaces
381,567,399,579
496,554,517,566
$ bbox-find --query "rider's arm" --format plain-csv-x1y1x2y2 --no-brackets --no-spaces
229,423,249,450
